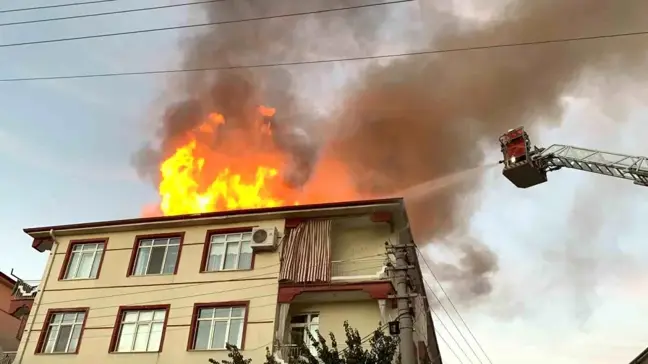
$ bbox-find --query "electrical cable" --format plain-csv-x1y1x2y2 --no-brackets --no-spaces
0,0,227,27
25,323,274,354
432,328,466,364
0,0,118,14
31,261,389,325
2,28,647,82
0,0,413,49
30,290,279,326
387,231,479,363
28,253,387,319
415,247,494,364
428,305,475,364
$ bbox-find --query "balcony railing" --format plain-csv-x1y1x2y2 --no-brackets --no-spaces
0,351,16,364
11,280,40,300
277,344,304,360
331,257,388,281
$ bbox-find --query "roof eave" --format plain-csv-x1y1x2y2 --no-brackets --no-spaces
26,198,406,252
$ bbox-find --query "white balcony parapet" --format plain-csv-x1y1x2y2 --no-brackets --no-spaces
330,257,388,281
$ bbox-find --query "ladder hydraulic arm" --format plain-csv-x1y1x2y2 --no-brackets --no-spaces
498,127,648,188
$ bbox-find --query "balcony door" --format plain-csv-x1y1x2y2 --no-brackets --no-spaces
289,313,320,357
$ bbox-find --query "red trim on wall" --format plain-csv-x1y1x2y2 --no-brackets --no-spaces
58,238,109,281
186,301,250,351
126,233,185,277
284,218,304,229
108,304,171,353
277,281,394,303
199,227,255,273
34,307,90,355
370,211,393,223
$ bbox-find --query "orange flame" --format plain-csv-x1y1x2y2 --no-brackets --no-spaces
156,106,359,216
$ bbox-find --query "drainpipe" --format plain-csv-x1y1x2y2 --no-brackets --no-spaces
15,229,60,364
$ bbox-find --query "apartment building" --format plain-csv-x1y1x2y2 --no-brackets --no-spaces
15,198,441,364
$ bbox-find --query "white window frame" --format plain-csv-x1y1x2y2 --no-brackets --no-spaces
42,311,86,354
131,236,181,276
289,312,320,356
63,242,105,280
205,232,253,271
114,308,167,353
192,306,246,350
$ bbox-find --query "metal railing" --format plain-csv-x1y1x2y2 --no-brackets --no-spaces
277,344,303,360
330,257,387,281
11,280,40,299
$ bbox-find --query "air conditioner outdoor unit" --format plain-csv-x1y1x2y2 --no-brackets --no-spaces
250,227,279,252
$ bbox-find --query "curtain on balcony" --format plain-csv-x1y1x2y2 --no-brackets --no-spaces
279,219,332,283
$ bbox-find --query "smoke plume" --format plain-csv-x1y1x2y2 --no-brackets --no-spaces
134,0,648,304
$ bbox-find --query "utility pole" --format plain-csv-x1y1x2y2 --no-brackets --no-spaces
391,235,416,364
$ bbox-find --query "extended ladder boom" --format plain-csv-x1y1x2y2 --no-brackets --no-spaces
498,126,648,188
537,145,648,187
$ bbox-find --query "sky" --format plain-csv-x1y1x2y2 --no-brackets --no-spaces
1,1,647,363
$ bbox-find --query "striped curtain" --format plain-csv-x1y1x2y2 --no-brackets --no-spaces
279,219,332,283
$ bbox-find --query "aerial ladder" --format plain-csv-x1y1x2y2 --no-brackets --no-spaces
498,126,648,188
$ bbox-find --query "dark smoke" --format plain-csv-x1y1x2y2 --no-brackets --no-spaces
134,0,648,304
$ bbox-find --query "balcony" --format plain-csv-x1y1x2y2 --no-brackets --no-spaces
330,257,388,282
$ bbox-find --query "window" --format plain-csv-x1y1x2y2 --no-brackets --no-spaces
62,241,105,280
112,307,168,353
190,305,247,350
289,313,319,356
130,235,182,276
38,310,87,354
204,232,253,271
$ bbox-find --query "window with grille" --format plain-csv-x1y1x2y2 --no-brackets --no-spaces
204,232,253,271
190,306,246,350
131,236,181,276
63,242,105,280
40,311,86,354
113,308,167,353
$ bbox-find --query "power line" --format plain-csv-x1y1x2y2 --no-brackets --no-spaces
415,247,494,364
2,28,647,82
0,0,227,27
433,328,466,364
0,0,118,14
0,0,413,49
28,254,386,316
429,307,475,364
29,259,386,325
30,291,280,326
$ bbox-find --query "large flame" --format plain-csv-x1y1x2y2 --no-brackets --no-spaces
156,106,359,216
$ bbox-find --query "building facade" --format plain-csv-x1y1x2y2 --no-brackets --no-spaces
15,198,441,364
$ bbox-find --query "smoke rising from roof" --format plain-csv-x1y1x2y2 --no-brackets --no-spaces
133,0,648,305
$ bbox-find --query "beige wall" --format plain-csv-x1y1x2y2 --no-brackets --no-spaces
19,220,284,364
290,300,384,348
331,222,390,277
